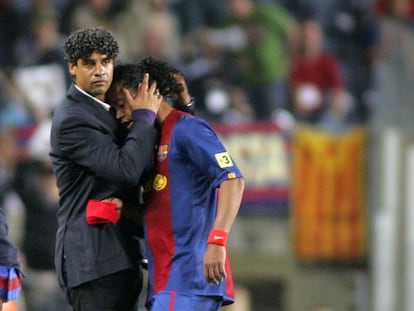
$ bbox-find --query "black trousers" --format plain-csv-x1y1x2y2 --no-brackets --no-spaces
67,269,142,311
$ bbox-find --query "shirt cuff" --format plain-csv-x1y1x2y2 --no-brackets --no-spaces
132,109,156,125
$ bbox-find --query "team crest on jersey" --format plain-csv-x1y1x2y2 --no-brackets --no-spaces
153,174,168,191
215,152,234,168
157,145,168,162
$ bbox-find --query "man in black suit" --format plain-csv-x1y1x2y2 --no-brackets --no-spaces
49,27,162,311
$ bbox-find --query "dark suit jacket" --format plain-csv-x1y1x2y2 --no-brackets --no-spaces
50,84,157,288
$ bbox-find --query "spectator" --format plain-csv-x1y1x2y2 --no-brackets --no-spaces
222,86,255,124
66,0,124,34
116,0,181,62
325,2,380,122
374,0,414,21
202,0,297,121
13,7,69,85
203,82,255,124
289,18,350,127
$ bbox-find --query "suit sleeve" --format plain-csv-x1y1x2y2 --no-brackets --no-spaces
56,115,157,186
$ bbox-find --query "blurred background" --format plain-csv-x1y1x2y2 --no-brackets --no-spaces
0,0,413,310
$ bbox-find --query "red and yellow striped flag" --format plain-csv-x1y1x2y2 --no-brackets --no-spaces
292,126,367,263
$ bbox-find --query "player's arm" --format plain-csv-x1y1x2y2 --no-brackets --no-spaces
203,177,245,285
178,118,244,284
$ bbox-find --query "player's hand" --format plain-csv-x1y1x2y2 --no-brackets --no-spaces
102,197,123,215
124,73,162,114
174,72,192,105
203,244,227,285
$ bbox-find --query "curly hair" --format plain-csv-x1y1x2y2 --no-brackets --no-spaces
113,57,184,105
64,27,119,64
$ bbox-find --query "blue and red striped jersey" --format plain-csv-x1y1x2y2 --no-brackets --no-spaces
143,109,243,305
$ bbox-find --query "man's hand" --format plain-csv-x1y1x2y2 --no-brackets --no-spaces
174,73,192,105
203,244,227,285
123,73,162,113
102,197,123,215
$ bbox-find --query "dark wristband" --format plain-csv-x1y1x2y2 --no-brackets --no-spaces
172,98,195,115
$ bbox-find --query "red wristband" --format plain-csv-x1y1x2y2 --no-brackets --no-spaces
207,228,228,246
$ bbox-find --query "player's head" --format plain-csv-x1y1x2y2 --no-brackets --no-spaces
107,63,143,128
107,57,189,127
64,27,119,100
138,57,194,112
138,57,184,104
110,57,183,101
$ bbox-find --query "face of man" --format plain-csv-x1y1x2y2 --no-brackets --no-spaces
107,81,133,129
68,51,114,101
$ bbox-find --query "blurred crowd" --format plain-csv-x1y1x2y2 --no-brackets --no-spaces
0,0,388,128
1,0,412,130
0,0,413,310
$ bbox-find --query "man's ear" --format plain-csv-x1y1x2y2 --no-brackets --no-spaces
68,62,76,76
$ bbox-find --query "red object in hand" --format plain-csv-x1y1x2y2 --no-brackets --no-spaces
86,199,120,224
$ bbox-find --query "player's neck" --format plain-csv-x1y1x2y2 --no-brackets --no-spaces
157,101,173,123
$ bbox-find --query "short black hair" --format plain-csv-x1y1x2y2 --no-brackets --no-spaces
64,27,119,64
113,57,184,104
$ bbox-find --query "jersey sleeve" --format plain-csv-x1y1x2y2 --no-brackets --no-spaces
175,116,243,188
